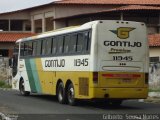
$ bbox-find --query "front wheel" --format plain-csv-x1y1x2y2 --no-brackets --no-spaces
67,83,76,106
19,80,30,96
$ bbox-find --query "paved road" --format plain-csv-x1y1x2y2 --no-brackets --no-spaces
0,89,160,120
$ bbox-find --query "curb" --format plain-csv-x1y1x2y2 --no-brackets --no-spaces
144,92,160,103
149,92,160,97
0,88,12,91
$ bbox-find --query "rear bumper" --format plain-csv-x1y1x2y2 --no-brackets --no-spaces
91,87,148,99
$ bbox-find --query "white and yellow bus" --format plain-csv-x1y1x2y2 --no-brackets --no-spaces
12,20,149,106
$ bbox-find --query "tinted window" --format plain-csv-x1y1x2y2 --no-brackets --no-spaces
32,41,37,56
69,34,77,53
28,42,33,56
24,42,28,56
84,31,91,53
46,37,52,55
36,40,42,55
19,29,91,57
20,43,24,56
57,36,64,54
64,35,70,53
77,33,84,52
42,40,46,55
52,37,57,55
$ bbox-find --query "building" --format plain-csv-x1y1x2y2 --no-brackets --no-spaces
0,33,35,57
0,9,35,57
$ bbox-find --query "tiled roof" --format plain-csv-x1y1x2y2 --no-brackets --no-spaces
149,34,160,47
1,0,160,15
0,32,36,42
110,5,160,11
55,0,128,5
55,0,160,5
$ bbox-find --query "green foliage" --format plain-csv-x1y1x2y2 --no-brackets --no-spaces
0,80,11,88
0,80,5,86
149,89,160,92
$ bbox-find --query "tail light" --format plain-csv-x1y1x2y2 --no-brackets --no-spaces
145,73,148,84
93,72,98,83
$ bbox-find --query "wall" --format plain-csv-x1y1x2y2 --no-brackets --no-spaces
149,47,160,57
0,11,30,20
149,63,160,90
0,42,15,49
55,5,118,19
149,47,160,90
0,57,11,83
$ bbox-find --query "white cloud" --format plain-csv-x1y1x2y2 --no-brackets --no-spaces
0,0,59,13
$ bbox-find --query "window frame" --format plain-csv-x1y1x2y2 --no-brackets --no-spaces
20,29,92,58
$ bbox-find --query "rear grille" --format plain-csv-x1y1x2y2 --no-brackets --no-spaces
79,77,89,96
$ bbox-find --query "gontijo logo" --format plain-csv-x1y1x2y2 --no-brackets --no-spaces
110,27,135,39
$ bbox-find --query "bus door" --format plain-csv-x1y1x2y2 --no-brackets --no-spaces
10,44,19,77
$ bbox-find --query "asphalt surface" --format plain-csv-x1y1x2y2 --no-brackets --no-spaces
0,89,160,120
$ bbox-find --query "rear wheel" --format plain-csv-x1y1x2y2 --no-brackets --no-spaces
57,82,66,104
67,83,76,106
19,80,30,96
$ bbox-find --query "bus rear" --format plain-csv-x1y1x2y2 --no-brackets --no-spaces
93,20,148,100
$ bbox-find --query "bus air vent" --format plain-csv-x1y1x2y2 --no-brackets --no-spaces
79,77,89,96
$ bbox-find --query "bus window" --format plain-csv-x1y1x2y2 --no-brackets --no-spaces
69,34,77,53
52,37,57,55
28,42,33,56
32,41,37,56
46,37,52,55
64,35,70,54
36,40,42,55
42,40,46,55
24,42,28,56
77,33,84,53
20,43,24,56
84,31,91,53
57,36,64,54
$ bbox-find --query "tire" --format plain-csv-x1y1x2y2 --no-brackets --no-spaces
67,83,76,106
57,82,66,104
19,80,30,96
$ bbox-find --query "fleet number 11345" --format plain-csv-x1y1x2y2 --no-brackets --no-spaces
113,56,133,61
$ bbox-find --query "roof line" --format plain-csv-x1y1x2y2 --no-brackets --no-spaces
1,0,160,15
54,5,160,20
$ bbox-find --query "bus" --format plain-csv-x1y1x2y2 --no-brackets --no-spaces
11,20,149,106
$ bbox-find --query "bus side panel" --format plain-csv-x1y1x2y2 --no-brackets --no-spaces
12,59,31,92
35,58,55,95
24,58,42,93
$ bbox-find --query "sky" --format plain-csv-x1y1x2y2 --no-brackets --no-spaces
0,0,59,13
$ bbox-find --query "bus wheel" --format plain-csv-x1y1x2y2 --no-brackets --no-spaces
57,82,66,104
67,83,76,106
19,80,30,96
